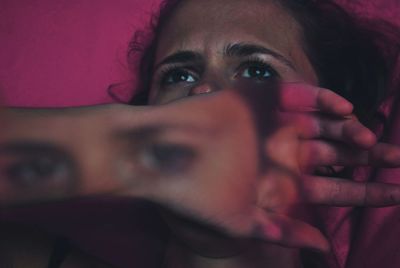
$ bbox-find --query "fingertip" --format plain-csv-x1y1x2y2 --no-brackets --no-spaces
315,237,331,253
320,89,353,115
358,130,377,149
302,227,331,253
335,101,353,115
384,146,400,167
345,121,377,149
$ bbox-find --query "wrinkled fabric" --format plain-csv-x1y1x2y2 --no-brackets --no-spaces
314,2,400,268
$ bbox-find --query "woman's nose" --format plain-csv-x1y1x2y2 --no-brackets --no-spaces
188,80,226,96
188,84,214,96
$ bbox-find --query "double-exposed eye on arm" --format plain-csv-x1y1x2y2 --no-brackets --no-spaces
0,112,210,205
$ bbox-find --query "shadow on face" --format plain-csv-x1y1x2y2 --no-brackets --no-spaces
149,0,318,104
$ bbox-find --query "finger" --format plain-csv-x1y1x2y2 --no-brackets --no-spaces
300,141,400,167
252,208,330,252
317,114,376,148
302,175,400,206
280,83,353,115
279,112,376,148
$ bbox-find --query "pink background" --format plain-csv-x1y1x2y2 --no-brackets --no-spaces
0,0,160,106
1,0,399,107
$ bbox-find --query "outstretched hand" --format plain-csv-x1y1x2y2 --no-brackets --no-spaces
1,83,400,254
117,83,400,253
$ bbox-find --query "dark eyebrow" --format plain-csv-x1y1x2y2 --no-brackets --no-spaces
0,141,69,156
154,51,204,69
223,43,296,70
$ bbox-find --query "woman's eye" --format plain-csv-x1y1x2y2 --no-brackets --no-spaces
162,69,198,85
138,143,195,175
238,61,277,81
4,156,70,188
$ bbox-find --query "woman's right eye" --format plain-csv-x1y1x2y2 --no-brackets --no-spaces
137,143,196,176
161,69,198,86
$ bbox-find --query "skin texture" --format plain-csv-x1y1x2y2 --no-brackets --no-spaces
0,2,398,262
2,87,400,258
145,0,400,266
150,0,318,103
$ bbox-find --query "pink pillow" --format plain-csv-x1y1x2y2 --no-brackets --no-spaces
337,0,400,25
0,0,161,107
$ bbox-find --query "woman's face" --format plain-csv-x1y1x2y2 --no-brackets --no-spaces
150,0,318,104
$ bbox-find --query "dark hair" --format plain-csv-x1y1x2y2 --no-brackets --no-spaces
127,0,400,127
127,0,181,105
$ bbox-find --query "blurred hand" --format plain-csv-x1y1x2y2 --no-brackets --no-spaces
1,84,400,254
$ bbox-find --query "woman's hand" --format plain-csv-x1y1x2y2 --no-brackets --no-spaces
137,83,400,254
1,84,400,253
278,83,399,171
116,85,400,252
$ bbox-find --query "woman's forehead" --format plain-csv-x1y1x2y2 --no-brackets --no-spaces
157,0,301,51
155,0,317,84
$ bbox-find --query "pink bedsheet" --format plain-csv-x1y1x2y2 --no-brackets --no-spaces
0,0,160,107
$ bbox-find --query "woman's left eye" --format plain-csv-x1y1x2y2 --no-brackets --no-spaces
237,61,277,80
